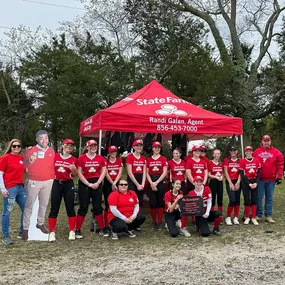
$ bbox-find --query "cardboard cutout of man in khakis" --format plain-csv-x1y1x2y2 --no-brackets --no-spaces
22,130,55,240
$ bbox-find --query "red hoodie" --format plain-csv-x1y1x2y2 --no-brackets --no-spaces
253,145,284,181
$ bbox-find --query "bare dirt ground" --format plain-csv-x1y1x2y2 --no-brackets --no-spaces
1,186,285,285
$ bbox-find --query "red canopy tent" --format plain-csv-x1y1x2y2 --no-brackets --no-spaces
80,80,243,141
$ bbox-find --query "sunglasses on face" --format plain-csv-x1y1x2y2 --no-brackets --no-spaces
200,150,206,153
119,183,128,186
12,145,21,148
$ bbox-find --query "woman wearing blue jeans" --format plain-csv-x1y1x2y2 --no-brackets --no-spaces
0,139,26,245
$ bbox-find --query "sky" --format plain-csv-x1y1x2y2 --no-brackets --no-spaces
0,0,85,37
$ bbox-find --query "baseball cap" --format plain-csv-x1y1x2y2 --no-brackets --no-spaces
133,139,143,146
200,145,207,150
229,146,237,151
152,141,162,148
86,140,98,147
244,146,253,151
193,176,203,182
108,146,118,153
192,145,201,151
262,135,271,141
63,139,74,145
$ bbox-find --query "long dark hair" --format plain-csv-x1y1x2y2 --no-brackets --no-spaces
171,178,181,194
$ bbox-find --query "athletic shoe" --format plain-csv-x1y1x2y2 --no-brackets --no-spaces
256,216,262,221
225,217,232,226
244,218,250,225
68,230,76,241
251,218,259,226
17,232,22,239
111,231,119,240
134,227,141,232
233,217,239,225
48,232,56,242
213,228,222,236
157,222,163,231
180,228,191,237
152,222,157,230
265,217,275,223
176,220,182,228
165,223,169,232
22,229,28,241
102,227,110,237
2,236,13,245
36,224,49,234
124,230,136,238
75,230,83,239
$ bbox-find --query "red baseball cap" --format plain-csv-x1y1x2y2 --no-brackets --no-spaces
262,135,271,141
193,176,203,182
133,139,143,146
63,139,74,145
86,140,98,147
152,141,162,148
192,145,201,151
108,146,118,153
244,146,253,152
200,145,207,150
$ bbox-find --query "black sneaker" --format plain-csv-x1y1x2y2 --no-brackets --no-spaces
75,230,83,239
134,227,141,232
157,222,163,231
124,230,136,238
102,227,110,237
213,228,222,236
111,231,119,240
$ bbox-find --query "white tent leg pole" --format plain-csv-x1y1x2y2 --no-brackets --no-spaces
79,136,82,155
240,135,244,158
186,140,191,156
98,130,102,155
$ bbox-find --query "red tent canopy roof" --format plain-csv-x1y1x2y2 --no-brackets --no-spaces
80,80,242,139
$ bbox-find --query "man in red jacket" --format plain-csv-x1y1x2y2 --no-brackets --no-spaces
253,135,284,223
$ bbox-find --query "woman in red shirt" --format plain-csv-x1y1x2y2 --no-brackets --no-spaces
108,179,146,240
47,139,78,242
75,140,107,238
102,146,123,234
126,139,146,212
224,146,241,225
0,139,26,245
146,141,168,230
240,146,261,226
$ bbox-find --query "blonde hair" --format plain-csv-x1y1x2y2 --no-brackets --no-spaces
3,139,22,155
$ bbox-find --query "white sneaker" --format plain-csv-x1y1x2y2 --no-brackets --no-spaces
225,217,232,226
176,219,182,228
165,223,169,232
233,217,239,225
180,228,191,237
244,218,250,225
251,218,259,226
68,230,76,241
48,232,56,242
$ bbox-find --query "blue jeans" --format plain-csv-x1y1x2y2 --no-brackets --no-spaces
257,180,275,218
2,184,26,236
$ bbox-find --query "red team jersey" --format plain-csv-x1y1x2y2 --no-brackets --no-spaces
189,186,212,209
168,159,186,182
54,153,77,181
77,153,106,179
164,190,183,212
0,153,24,189
106,157,123,181
147,155,167,175
208,160,223,177
239,158,261,179
126,153,146,174
223,157,240,180
108,190,139,222
186,158,207,179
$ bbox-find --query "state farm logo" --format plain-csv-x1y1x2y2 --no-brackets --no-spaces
155,104,187,116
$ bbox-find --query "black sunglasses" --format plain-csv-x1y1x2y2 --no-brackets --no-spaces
119,183,128,186
200,150,207,152
12,145,22,148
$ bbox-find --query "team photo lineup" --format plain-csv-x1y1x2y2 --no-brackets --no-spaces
0,130,283,245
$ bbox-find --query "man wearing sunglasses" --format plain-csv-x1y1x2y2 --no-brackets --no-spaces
22,130,55,240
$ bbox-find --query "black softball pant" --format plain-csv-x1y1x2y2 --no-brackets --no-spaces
48,180,76,218
103,179,112,211
242,181,257,206
127,174,144,207
209,179,223,207
165,211,181,237
110,214,146,233
226,179,241,207
148,175,165,208
196,211,222,237
77,178,103,217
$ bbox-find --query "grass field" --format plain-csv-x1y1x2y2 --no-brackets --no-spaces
0,184,285,285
